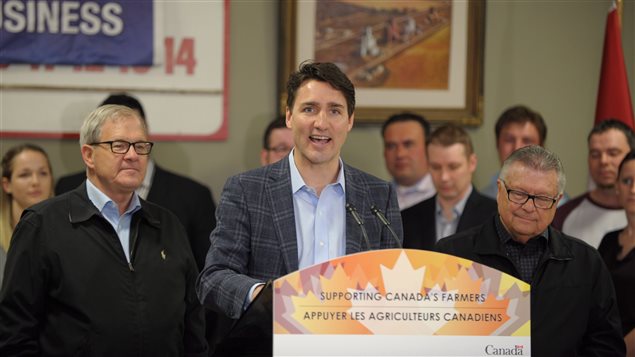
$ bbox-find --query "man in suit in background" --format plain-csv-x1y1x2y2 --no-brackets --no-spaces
402,124,496,250
197,62,402,324
382,112,435,210
436,145,624,356
55,93,216,271
260,117,294,166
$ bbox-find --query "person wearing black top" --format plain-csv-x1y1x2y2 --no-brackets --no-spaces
599,150,635,356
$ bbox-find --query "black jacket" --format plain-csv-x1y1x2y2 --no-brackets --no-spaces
435,217,625,356
0,183,208,356
401,188,497,250
55,165,216,271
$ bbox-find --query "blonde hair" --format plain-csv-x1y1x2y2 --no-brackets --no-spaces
1,144,53,252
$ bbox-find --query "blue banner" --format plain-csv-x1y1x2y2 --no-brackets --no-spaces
0,0,154,65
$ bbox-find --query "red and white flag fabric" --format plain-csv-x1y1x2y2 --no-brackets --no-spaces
595,0,634,129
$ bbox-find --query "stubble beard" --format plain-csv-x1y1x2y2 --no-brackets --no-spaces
596,182,616,190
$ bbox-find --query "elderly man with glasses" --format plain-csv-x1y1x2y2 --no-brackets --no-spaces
0,105,207,356
435,145,625,356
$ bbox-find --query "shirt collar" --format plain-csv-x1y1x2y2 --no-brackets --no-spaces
435,185,473,217
289,148,345,194
495,214,549,244
86,178,142,215
395,174,433,195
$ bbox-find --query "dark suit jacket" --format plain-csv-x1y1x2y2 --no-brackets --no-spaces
55,165,216,271
435,218,625,356
196,157,403,320
401,188,496,250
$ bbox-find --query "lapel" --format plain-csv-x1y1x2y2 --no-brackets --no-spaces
344,164,366,254
422,197,437,247
457,189,479,231
265,158,299,273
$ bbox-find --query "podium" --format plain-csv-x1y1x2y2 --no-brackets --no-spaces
225,249,531,356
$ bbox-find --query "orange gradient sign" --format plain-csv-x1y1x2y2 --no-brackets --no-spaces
273,249,530,356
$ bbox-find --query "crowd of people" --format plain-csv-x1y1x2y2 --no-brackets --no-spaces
0,61,633,356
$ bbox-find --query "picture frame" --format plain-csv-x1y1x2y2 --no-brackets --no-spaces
279,1,485,125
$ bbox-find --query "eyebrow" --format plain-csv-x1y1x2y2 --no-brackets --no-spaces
504,181,556,197
298,101,345,109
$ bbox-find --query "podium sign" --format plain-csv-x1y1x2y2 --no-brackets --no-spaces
273,249,530,356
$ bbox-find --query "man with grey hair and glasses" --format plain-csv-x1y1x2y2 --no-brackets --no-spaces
0,105,207,356
436,145,624,356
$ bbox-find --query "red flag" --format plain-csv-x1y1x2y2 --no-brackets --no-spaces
595,1,634,129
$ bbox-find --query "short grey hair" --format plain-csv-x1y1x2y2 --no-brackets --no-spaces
79,105,147,146
499,145,566,194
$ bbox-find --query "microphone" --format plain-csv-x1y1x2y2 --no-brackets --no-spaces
370,205,402,248
346,203,371,251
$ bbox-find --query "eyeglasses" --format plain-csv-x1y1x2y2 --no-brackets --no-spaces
267,145,292,154
90,141,154,155
500,180,558,209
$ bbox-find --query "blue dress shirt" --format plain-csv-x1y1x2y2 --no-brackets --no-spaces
435,186,472,241
289,151,346,269
86,179,142,263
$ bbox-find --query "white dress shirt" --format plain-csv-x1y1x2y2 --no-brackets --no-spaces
395,174,436,210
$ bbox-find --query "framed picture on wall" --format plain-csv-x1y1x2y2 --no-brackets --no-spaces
279,0,485,125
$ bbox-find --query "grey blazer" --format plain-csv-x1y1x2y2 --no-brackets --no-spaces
196,157,402,319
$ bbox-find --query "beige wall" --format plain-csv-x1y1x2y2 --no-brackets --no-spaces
1,1,634,201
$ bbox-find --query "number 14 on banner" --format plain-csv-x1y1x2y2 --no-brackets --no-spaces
0,37,198,76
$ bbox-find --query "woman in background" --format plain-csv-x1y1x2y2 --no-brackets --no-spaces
1,144,54,286
599,150,635,357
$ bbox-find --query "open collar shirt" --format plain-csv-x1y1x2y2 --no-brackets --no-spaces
86,179,142,263
289,150,346,269
435,185,472,242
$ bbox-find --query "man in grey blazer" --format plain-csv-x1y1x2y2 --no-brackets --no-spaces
196,62,403,323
